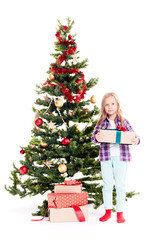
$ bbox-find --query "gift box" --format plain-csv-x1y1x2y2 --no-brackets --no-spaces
48,192,88,209
96,129,136,145
49,205,88,222
54,177,82,193
54,183,82,193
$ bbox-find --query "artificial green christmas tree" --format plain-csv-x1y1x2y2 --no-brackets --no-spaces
5,18,138,216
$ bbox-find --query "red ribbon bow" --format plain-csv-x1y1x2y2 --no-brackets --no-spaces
64,179,81,185
116,125,126,131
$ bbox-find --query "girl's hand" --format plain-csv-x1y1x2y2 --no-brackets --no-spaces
95,132,104,142
131,135,139,145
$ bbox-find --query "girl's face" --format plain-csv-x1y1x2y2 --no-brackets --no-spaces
104,96,118,118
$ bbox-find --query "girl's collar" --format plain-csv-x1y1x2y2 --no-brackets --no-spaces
106,115,120,122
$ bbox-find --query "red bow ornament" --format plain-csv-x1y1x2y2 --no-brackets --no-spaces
64,177,81,185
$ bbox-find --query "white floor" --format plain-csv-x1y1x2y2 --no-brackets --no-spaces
1,189,159,240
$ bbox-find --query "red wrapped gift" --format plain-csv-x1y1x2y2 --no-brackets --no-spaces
48,192,88,209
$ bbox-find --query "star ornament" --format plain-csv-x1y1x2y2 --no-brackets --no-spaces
30,144,35,148
43,160,52,169
48,121,57,132
33,111,39,124
43,94,50,102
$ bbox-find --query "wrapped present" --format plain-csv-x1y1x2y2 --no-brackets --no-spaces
49,205,88,222
54,177,82,193
96,129,136,145
54,184,82,193
48,192,88,209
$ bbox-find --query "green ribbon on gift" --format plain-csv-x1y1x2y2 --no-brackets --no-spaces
115,130,121,144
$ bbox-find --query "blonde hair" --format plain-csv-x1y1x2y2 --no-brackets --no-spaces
97,92,124,127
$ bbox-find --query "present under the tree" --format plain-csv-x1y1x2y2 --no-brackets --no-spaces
54,178,82,193
96,129,136,145
48,192,88,208
49,205,88,222
54,184,82,193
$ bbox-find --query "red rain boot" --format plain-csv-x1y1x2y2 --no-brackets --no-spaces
117,212,125,223
99,209,112,222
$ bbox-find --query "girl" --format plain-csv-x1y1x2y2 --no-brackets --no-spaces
91,92,140,223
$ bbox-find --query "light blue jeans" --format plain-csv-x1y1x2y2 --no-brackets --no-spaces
100,156,127,212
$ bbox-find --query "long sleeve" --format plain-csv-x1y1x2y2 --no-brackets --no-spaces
91,124,100,144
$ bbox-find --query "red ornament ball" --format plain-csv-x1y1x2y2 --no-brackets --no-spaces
62,138,70,146
76,79,83,84
19,166,28,175
77,89,83,94
35,118,43,126
20,149,25,154
68,35,72,40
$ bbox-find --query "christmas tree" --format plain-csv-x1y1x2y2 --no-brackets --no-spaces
5,18,138,216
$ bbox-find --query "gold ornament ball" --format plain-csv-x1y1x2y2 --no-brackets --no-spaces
58,163,67,173
55,99,63,108
90,95,97,104
73,124,80,132
40,140,48,147
49,73,55,81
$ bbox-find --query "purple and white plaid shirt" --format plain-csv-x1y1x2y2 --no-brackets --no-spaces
91,116,140,162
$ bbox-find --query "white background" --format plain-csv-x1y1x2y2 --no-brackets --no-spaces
0,0,160,239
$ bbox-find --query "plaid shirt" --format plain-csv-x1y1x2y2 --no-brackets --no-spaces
91,116,140,162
